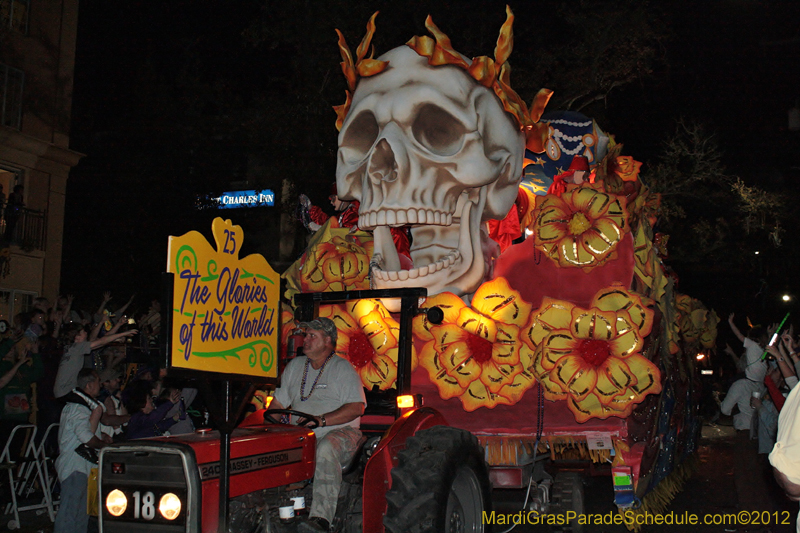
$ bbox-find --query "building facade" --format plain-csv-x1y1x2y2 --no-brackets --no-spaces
0,0,81,320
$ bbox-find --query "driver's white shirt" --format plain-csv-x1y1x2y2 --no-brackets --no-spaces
273,354,366,438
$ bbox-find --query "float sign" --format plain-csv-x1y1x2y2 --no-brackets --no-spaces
166,217,279,379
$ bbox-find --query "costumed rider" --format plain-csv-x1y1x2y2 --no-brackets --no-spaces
267,317,366,533
299,185,359,233
547,154,591,196
298,185,413,270
486,155,592,252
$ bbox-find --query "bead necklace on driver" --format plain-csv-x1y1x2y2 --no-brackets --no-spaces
300,352,335,401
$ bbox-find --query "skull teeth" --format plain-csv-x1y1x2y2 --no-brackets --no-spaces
361,208,452,229
372,250,461,281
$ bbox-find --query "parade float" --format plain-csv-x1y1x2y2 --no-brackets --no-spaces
282,6,719,527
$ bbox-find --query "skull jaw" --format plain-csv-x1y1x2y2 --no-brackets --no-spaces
370,189,487,307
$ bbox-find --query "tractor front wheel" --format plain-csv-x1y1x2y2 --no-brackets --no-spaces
383,426,491,533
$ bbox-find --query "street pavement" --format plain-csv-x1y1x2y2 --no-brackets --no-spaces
494,423,797,532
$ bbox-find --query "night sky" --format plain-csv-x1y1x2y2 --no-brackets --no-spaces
61,0,800,324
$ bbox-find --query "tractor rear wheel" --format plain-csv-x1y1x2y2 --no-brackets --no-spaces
383,426,491,533
550,471,584,533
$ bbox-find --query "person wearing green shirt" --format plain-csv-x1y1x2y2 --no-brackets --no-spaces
0,337,44,437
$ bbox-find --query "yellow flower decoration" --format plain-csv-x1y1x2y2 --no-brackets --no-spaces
250,389,271,411
632,224,656,291
592,285,655,337
521,287,661,423
700,310,719,350
533,184,629,272
615,156,643,182
413,292,468,343
300,235,373,292
676,294,703,344
627,186,660,230
320,300,405,391
279,302,297,358
675,294,718,350
419,278,536,411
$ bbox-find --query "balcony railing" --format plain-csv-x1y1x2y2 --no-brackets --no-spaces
0,207,46,250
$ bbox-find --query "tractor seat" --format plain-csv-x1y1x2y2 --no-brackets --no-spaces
341,435,368,475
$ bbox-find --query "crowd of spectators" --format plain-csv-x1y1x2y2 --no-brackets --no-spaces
0,291,200,533
717,314,800,529
718,314,800,453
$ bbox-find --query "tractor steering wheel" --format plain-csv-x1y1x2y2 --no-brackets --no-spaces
263,408,320,429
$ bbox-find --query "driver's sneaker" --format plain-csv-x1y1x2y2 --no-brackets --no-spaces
298,516,330,533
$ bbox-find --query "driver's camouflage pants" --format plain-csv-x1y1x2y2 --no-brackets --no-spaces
311,426,362,522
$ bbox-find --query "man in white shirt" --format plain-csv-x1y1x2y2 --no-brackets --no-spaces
268,317,366,533
722,314,768,430
53,369,110,533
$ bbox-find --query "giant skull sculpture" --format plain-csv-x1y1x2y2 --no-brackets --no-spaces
336,46,525,299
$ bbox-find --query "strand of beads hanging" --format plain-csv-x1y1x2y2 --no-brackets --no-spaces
300,352,335,402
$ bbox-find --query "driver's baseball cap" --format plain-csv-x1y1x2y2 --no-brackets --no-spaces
299,317,338,345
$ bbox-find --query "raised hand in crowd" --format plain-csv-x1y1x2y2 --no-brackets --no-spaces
113,293,135,320
728,313,745,343
94,291,113,321
0,352,31,389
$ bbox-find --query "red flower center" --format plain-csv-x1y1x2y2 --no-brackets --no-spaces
348,332,374,369
578,338,612,367
466,333,494,364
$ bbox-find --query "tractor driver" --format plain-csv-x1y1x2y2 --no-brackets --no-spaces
268,317,366,533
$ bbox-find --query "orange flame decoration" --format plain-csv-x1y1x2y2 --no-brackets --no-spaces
334,12,389,131
334,7,553,152
406,6,553,150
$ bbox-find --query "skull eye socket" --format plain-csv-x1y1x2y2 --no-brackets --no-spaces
412,104,466,156
341,111,379,160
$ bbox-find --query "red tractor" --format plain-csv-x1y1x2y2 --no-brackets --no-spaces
98,288,491,533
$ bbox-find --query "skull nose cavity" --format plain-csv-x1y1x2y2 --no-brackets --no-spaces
368,139,399,183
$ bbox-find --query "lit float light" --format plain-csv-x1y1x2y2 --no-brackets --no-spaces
701,369,714,376
396,395,416,409
159,493,182,520
106,489,127,517
783,294,792,302
755,251,760,255
696,353,705,361
397,394,423,410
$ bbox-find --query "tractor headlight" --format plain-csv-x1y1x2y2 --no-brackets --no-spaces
106,489,127,517
159,492,182,520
